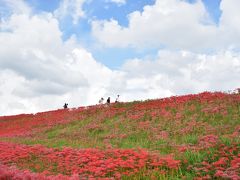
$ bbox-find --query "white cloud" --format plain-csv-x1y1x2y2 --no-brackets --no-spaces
0,0,31,15
217,0,240,49
92,0,215,49
0,10,116,115
91,0,240,51
107,0,126,6
0,70,31,115
120,50,240,98
54,0,85,24
0,13,87,87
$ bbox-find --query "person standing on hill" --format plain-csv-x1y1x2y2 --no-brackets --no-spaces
107,97,110,104
63,103,68,109
99,97,104,104
115,95,120,103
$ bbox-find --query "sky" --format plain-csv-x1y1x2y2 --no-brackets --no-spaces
0,0,239,115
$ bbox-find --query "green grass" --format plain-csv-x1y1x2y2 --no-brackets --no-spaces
184,151,209,164
182,134,198,145
110,131,150,149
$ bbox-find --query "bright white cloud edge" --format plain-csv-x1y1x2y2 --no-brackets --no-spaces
54,0,85,24
92,0,240,51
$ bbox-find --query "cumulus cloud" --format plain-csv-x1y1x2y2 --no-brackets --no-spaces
217,0,240,49
97,49,240,103
119,50,240,99
91,0,240,51
0,3,115,115
54,0,85,24
0,13,88,88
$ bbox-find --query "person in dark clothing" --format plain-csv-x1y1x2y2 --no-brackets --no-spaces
63,103,68,109
106,97,110,104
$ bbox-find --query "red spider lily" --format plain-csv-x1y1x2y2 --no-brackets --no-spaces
198,134,219,148
0,142,180,178
0,90,239,179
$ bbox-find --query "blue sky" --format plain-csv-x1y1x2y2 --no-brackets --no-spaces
1,0,240,115
24,0,222,68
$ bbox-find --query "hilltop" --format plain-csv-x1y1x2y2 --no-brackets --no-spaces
0,91,239,179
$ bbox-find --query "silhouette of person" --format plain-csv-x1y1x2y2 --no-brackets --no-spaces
107,97,110,104
63,103,68,109
115,95,120,103
238,88,240,94
99,97,104,104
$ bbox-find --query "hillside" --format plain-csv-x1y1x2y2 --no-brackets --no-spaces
0,91,240,179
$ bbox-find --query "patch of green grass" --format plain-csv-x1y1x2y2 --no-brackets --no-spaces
111,131,151,149
50,139,70,148
219,136,240,146
184,151,206,165
183,149,216,165
182,134,198,145
43,118,92,138
46,126,64,139
2,137,48,146
149,139,173,154
219,136,233,146
158,145,174,155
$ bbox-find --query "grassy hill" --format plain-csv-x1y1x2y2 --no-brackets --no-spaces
0,91,239,179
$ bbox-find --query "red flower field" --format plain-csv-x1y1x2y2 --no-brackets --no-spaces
0,90,239,179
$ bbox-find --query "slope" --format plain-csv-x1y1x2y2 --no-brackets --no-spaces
0,91,239,179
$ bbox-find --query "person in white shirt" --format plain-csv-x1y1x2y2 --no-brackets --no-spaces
99,97,104,104
115,95,120,103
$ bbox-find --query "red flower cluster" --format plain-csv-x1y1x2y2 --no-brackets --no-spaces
198,134,219,148
0,108,85,137
188,143,240,179
0,105,126,137
0,164,81,180
0,142,180,178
